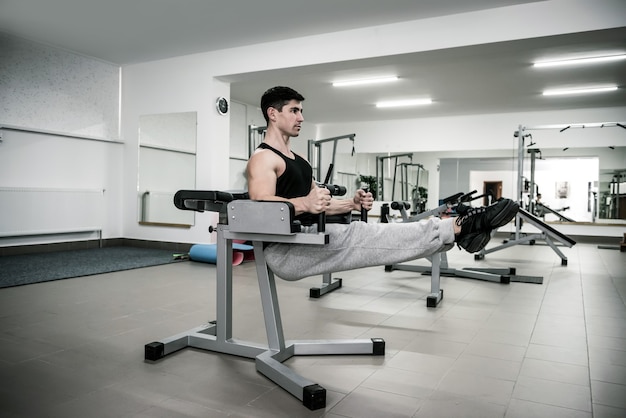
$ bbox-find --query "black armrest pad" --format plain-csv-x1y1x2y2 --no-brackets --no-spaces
174,190,250,211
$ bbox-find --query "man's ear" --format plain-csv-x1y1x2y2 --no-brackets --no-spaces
267,106,278,122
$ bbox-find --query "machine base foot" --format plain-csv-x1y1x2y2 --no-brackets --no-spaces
144,342,165,361
309,278,342,298
372,338,386,355
426,289,444,308
303,384,326,410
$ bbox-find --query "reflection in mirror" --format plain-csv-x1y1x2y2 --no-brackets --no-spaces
331,146,624,225
600,168,626,220
440,146,626,225
138,112,197,226
334,152,429,214
473,155,599,223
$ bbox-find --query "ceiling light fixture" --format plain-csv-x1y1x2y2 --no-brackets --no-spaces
332,76,398,87
533,54,626,68
376,98,432,108
543,86,618,96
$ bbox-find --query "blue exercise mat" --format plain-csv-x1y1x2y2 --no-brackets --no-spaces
189,243,254,265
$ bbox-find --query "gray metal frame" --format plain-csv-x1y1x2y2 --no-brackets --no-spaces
383,192,545,305
478,208,576,266
145,195,384,410
307,133,356,183
382,197,456,307
375,153,413,201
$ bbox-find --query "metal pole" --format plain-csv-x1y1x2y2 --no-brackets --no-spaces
528,148,538,214
516,125,525,240
312,133,355,144
309,134,355,182
248,125,266,158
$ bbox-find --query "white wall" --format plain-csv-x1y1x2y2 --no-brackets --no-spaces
0,129,124,244
0,32,125,245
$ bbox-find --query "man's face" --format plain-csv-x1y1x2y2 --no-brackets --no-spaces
274,99,304,137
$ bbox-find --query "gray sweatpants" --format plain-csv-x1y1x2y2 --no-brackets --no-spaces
264,217,456,281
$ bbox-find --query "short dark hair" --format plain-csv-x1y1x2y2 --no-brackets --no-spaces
260,86,305,123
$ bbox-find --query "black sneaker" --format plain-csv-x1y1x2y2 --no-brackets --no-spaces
456,231,493,254
454,199,519,253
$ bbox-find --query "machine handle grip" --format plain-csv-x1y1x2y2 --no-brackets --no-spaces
315,181,347,196
360,187,369,222
318,212,326,232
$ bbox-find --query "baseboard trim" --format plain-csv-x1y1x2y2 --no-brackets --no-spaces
0,238,194,257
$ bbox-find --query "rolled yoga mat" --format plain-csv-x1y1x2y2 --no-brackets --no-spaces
189,243,254,266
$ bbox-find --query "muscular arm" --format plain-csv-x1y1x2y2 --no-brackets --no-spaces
326,189,373,215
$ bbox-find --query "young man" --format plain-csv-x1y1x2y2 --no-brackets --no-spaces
246,86,518,281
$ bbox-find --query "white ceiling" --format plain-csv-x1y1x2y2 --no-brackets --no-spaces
1,0,625,124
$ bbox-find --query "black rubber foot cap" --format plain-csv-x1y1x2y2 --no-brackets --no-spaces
310,288,321,298
303,384,326,410
371,338,385,355
145,342,164,361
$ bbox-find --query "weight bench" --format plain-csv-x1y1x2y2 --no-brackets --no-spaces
476,207,576,266
144,190,385,410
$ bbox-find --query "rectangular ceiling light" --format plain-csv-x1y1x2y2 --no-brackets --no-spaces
332,76,398,87
376,98,432,108
543,86,618,96
534,54,626,68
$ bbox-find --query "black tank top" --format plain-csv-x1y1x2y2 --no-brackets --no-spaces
257,142,315,225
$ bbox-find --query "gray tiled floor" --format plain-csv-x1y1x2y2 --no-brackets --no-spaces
1,240,625,417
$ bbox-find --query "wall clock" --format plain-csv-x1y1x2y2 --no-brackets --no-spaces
216,97,229,115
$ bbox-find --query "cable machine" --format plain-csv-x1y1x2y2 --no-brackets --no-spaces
307,134,356,183
248,125,267,157
398,162,428,214
375,153,413,201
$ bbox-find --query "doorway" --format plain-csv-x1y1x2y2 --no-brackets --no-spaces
483,181,502,206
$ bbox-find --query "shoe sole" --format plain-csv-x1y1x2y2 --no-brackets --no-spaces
489,199,519,229
461,232,492,253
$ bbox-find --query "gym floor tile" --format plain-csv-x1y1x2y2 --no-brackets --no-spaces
0,241,624,417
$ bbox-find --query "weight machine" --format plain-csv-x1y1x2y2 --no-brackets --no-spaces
398,162,428,214
145,189,384,410
307,133,356,185
383,191,542,306
375,153,413,201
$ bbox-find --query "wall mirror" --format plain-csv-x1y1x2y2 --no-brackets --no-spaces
440,146,625,224
331,146,624,225
138,111,197,226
